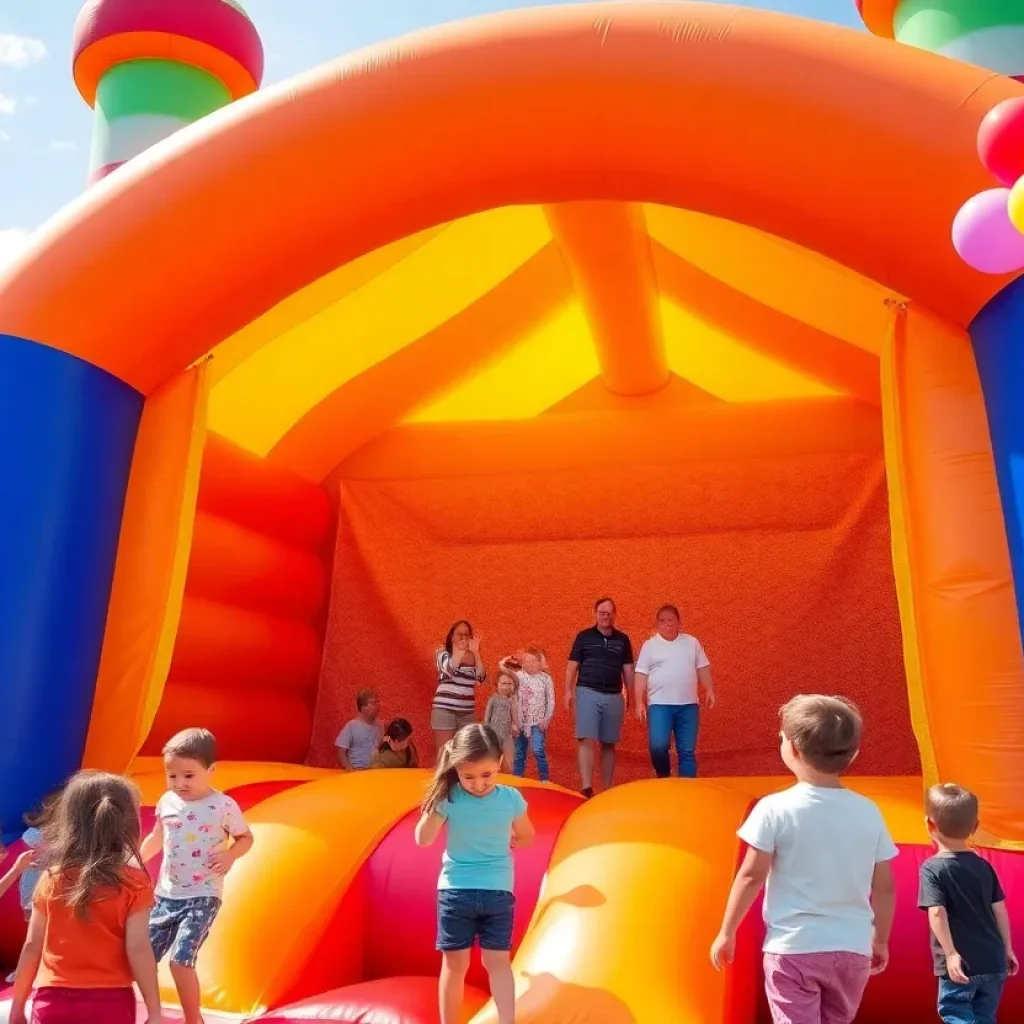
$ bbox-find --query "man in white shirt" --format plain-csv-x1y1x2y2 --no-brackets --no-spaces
634,604,715,777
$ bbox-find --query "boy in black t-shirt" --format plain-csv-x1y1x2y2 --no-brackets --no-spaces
918,784,1018,1023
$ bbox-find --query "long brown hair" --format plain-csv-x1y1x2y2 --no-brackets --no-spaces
24,784,65,829
42,771,144,916
422,724,503,816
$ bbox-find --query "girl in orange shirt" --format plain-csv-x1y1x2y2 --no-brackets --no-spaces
10,771,162,1024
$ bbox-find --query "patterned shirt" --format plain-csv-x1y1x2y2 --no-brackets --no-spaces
515,670,555,734
484,694,515,743
155,790,248,900
432,649,485,715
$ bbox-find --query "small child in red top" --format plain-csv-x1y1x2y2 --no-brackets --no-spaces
10,771,161,1024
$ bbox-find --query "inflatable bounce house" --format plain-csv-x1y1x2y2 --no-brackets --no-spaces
5,0,1024,1020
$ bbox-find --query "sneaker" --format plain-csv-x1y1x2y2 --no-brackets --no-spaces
580,787,594,799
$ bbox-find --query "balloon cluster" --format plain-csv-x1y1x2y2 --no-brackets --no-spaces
953,99,1024,275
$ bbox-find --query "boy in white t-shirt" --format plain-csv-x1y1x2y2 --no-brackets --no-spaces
141,728,253,1024
710,695,897,1024
634,604,714,778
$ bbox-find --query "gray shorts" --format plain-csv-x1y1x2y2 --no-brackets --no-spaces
575,687,624,744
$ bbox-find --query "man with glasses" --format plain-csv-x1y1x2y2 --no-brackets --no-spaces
564,597,634,798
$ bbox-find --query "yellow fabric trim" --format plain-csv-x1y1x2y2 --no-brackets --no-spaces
82,361,210,773
880,301,937,792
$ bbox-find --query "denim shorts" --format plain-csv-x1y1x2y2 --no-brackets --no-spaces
436,888,515,952
149,895,221,968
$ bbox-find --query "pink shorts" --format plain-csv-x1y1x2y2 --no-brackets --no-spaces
763,951,871,1024
31,986,136,1024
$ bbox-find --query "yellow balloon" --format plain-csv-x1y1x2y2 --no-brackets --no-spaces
1008,176,1024,234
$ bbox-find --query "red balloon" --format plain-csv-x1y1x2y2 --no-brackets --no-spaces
978,98,1024,186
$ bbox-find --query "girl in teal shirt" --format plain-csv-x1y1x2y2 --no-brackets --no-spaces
415,723,535,1024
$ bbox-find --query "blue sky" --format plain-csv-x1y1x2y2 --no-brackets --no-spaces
0,0,861,266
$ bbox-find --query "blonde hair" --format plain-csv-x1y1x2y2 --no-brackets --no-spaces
42,771,144,917
422,724,503,816
926,783,979,840
780,694,862,774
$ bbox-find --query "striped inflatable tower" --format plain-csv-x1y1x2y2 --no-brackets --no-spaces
858,1,1024,80
72,0,264,184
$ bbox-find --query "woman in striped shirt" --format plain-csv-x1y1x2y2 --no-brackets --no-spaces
431,620,487,749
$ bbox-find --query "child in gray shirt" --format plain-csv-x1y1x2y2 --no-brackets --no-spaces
335,689,383,770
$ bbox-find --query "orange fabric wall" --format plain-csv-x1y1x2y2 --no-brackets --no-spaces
142,434,333,763
312,401,919,783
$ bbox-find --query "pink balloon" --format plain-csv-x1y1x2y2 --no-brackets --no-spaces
952,188,1024,275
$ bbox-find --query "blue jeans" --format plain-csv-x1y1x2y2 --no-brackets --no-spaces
648,703,699,778
938,973,1006,1023
513,728,549,782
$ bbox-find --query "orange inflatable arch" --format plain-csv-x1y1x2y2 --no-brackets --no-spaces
3,5,1016,372
3,5,1024,1023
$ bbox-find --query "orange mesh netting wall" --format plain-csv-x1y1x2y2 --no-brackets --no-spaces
312,398,919,782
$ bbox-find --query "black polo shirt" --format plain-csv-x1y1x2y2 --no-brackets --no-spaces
569,626,634,695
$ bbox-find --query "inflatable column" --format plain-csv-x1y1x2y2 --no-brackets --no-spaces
72,0,264,184
857,1,1024,80
862,4,1024,842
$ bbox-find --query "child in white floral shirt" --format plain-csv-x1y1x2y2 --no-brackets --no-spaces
501,647,555,782
141,728,253,1024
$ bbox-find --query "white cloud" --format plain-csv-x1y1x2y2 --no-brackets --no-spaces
0,228,31,270
0,92,15,115
49,139,76,153
0,131,9,144
0,34,46,69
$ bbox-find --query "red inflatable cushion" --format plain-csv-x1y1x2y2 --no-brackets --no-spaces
254,976,489,1022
